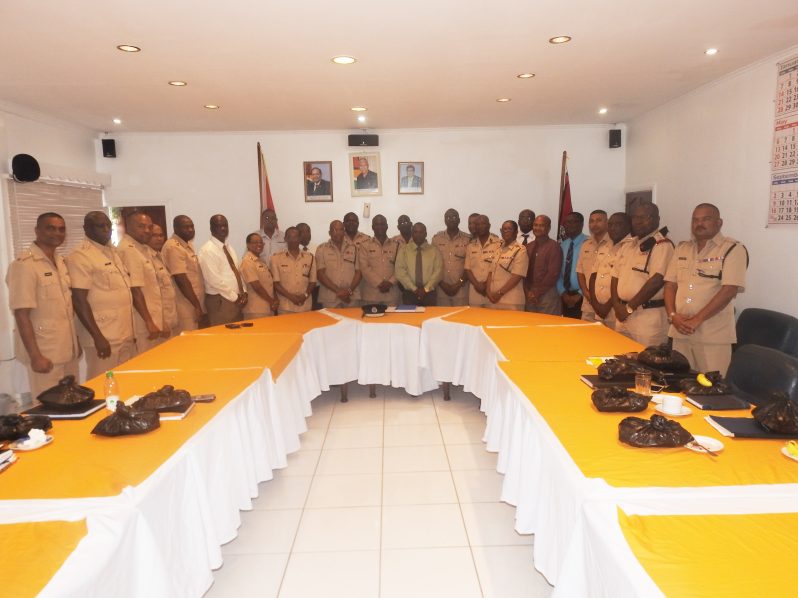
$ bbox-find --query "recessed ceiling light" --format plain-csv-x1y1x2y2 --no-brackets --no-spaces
705,48,719,56
116,44,141,52
517,73,535,79
350,106,367,112
598,108,608,115
496,98,511,103
112,118,122,125
204,104,220,110
331,55,356,65
168,81,188,86
357,115,367,123
549,36,572,44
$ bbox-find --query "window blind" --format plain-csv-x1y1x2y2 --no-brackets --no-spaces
6,180,103,257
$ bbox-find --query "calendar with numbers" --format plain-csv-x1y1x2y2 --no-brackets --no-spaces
769,54,798,224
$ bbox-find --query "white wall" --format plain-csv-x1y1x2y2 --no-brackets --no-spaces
627,44,798,317
98,126,626,256
0,103,99,395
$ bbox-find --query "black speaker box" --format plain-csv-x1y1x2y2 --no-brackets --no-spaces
609,129,622,149
102,138,117,158
11,154,40,182
348,134,379,147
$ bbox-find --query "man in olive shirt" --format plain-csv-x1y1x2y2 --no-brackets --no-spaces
486,220,529,311
431,209,470,306
162,215,205,332
117,211,169,353
465,215,502,307
359,214,401,305
241,233,278,318
395,222,443,306
271,227,317,313
664,203,747,374
67,211,136,379
6,212,80,398
576,210,610,322
316,220,362,308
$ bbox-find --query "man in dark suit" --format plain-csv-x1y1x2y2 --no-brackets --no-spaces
306,167,331,196
355,157,378,189
400,164,422,190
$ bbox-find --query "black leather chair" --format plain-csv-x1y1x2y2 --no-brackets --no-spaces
736,308,798,358
726,344,798,406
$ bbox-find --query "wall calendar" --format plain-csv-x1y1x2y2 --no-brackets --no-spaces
770,54,798,224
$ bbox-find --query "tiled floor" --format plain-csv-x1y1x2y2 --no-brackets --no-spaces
206,385,553,598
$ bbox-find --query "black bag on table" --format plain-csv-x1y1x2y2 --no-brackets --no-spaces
619,414,693,447
37,375,95,408
0,414,52,441
637,344,690,373
753,392,798,435
133,385,192,413
91,403,160,437
679,371,732,396
591,387,651,412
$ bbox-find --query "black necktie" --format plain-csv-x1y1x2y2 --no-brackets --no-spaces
563,241,574,291
522,234,529,246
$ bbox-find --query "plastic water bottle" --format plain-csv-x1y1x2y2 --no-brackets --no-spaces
104,371,119,411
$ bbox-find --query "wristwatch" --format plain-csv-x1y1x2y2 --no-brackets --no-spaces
668,311,676,323
625,304,635,315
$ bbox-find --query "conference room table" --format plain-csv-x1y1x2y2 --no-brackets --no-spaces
1,307,796,597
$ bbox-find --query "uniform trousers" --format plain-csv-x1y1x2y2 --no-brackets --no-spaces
487,303,524,311
205,294,242,326
615,307,668,347
402,289,437,307
85,339,137,380
672,338,732,376
25,356,80,401
320,300,361,309
525,287,562,315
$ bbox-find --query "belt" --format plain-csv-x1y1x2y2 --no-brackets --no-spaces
620,299,665,309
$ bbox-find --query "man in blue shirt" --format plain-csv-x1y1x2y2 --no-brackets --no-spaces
556,212,588,318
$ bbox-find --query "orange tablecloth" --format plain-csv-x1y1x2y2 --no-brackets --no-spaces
118,332,303,380
442,307,563,327
0,368,264,500
619,509,798,597
486,323,641,362
499,361,798,487
192,310,338,336
327,306,464,327
0,519,87,597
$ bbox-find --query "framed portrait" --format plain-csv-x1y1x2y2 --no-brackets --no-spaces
398,161,424,195
303,161,333,202
349,152,381,197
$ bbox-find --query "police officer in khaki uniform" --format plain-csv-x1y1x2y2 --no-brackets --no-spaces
664,203,747,375
162,215,205,332
67,211,136,379
6,212,80,399
576,210,610,322
148,224,179,336
117,211,169,353
343,212,371,249
588,212,631,329
359,214,401,305
486,221,529,311
241,233,279,318
611,203,675,347
271,227,317,313
316,220,362,308
465,215,502,307
431,208,470,307
391,214,412,247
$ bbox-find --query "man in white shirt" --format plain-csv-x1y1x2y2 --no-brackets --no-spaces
517,209,535,247
198,214,248,326
257,209,286,263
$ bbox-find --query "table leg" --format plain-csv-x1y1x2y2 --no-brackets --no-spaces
369,384,376,398
443,382,451,401
340,383,348,403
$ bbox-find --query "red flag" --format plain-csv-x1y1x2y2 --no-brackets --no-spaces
557,167,573,241
257,142,275,216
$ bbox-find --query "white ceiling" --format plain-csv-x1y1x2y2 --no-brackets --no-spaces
1,0,797,132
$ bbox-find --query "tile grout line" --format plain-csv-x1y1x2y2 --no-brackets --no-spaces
274,389,335,598
432,384,487,598
378,384,386,598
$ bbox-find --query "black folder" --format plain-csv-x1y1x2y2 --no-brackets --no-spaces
684,394,750,411
707,416,798,439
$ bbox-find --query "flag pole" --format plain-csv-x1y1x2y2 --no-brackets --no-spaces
257,142,264,219
558,150,567,227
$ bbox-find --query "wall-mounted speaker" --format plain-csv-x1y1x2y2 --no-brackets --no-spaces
609,129,622,149
102,138,117,158
11,154,40,182
348,134,379,147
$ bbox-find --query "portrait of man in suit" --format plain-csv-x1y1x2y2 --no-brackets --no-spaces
398,161,424,194
350,153,381,196
303,161,333,202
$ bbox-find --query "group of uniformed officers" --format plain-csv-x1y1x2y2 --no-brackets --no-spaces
5,200,746,399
